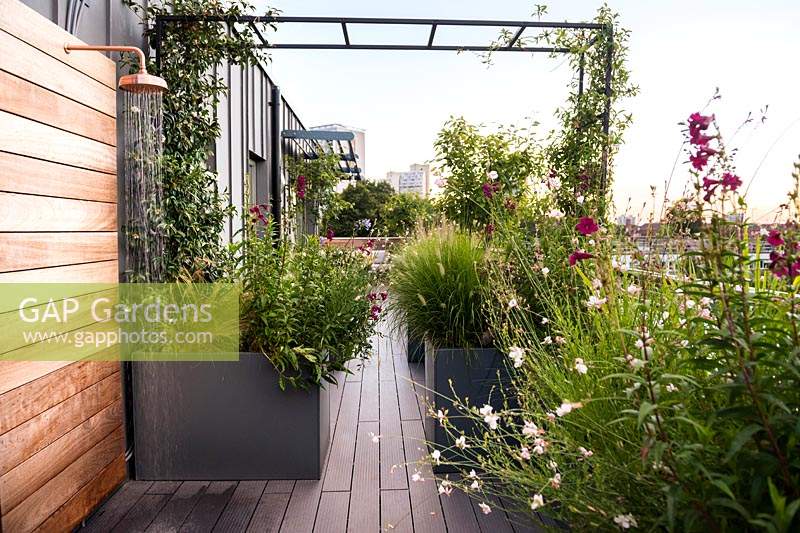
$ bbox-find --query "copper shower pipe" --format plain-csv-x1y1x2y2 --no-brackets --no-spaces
63,44,168,93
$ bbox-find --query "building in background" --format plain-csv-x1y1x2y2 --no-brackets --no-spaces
379,164,431,197
310,123,365,192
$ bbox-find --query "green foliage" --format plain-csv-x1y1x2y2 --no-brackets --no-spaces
389,228,490,348
237,214,379,389
380,193,437,237
427,116,800,532
125,0,265,280
433,117,542,232
324,180,396,237
285,153,344,235
486,4,637,217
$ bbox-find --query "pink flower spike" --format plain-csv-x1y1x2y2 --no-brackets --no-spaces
575,217,599,236
767,230,784,247
569,250,595,266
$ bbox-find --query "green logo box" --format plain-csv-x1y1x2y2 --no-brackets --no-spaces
0,283,240,361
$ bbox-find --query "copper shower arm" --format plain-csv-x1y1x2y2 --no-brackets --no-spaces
64,44,147,74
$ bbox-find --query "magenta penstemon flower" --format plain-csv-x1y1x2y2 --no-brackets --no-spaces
687,112,717,171
249,204,269,224
482,181,501,199
575,216,599,236
767,230,784,247
568,250,595,266
296,175,307,200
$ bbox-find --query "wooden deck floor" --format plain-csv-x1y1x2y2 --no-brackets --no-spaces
81,324,544,532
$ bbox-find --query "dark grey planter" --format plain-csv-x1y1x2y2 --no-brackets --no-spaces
423,340,510,472
132,352,330,480
407,335,425,363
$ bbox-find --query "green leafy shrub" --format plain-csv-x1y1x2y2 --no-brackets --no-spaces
433,117,542,232
389,228,490,348
428,114,800,532
125,0,264,280
238,209,379,389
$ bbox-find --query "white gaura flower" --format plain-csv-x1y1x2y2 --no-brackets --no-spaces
685,299,696,309
550,472,562,489
666,383,678,392
530,494,545,510
555,336,566,345
548,208,565,219
680,339,689,348
508,346,525,368
519,446,531,460
522,420,540,438
468,469,479,479
592,278,603,289
431,449,441,465
626,284,641,296
576,195,585,204
436,409,448,424
508,298,518,309
613,513,638,529
700,297,713,307
546,412,556,422
555,401,582,417
411,470,424,483
455,435,468,449
470,479,480,490
698,308,712,320
438,480,453,496
578,446,594,458
634,339,645,349
734,284,743,293
574,358,588,374
533,437,548,455
586,295,607,310
662,311,670,320
542,336,553,345
479,502,492,515
541,267,550,277
487,170,499,180
541,317,549,325
548,460,558,470
479,404,500,430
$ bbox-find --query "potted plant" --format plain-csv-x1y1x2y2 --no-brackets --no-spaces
133,211,378,480
389,228,508,468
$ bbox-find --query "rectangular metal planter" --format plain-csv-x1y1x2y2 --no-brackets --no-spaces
407,334,425,363
132,352,330,480
423,340,509,472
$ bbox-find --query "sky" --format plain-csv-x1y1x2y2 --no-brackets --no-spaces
257,0,800,221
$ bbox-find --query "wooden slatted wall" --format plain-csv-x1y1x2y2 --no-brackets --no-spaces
0,0,125,530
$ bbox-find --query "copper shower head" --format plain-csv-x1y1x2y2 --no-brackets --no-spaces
64,44,168,94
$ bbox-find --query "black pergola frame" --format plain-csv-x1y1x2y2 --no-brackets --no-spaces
152,14,614,194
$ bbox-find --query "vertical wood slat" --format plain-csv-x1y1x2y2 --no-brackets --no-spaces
0,30,116,117
0,0,116,88
0,71,116,146
0,4,123,530
1,427,125,532
0,152,117,202
0,111,116,173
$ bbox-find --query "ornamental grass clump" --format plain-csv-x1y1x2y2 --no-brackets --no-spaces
389,228,490,349
427,114,800,532
238,206,379,389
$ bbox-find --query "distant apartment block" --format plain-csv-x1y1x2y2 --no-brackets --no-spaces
381,164,431,197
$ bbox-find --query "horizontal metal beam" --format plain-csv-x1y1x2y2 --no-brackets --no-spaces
282,129,355,141
156,14,606,31
264,44,570,52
